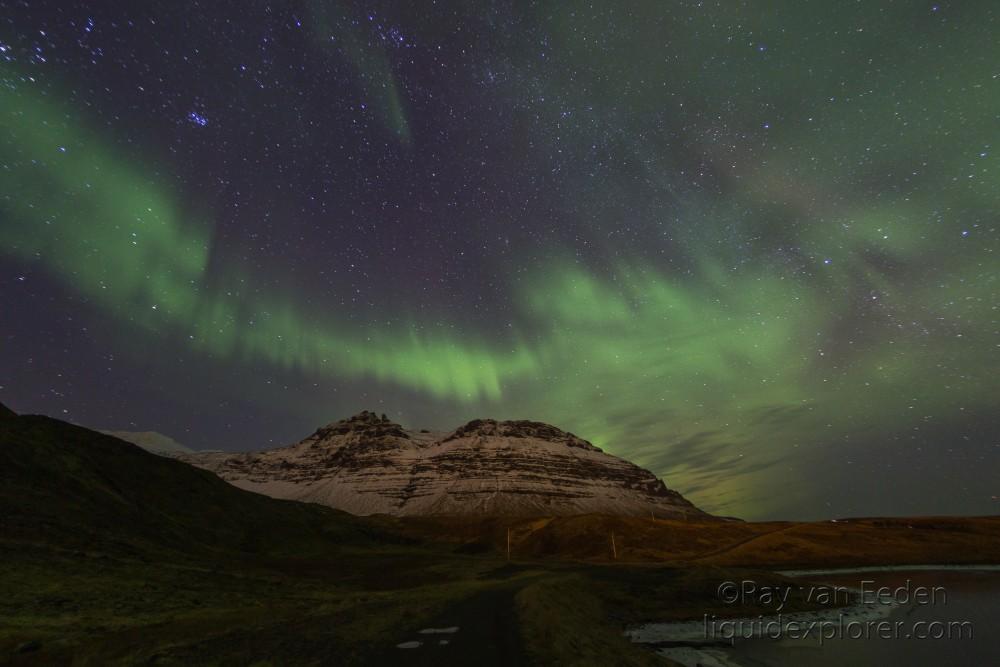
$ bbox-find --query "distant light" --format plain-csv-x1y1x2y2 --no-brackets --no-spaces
187,111,208,127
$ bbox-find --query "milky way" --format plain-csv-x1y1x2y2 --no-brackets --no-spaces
1,1,997,519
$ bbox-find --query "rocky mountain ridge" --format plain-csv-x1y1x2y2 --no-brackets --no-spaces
180,411,707,519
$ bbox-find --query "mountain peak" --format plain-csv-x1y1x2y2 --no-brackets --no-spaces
313,410,409,441
349,409,388,423
445,418,602,451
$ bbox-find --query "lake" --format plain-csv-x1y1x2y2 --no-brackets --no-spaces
631,569,1000,667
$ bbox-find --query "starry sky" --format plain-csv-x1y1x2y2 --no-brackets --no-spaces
1,1,997,520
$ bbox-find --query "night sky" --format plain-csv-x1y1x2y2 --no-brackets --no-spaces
1,1,997,520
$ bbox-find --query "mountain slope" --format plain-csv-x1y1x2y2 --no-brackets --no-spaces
182,411,707,519
101,429,194,456
0,410,381,558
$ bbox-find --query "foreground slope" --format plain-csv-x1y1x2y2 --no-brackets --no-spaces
0,406,379,558
182,411,705,519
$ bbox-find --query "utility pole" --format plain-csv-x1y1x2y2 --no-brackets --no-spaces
610,530,617,560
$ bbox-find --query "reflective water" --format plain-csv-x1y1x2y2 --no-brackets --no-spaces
727,570,1000,666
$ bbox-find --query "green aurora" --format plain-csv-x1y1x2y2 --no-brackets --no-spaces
1,2,997,518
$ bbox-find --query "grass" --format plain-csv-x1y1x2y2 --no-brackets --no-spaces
0,537,502,665
400,513,1000,568
515,575,665,666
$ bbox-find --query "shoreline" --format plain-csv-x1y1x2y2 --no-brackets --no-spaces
628,601,897,667
626,565,1000,667
778,563,1000,576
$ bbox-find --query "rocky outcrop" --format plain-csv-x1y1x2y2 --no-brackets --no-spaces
442,418,599,450
180,411,707,519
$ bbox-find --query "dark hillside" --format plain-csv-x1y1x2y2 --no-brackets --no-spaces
0,412,381,559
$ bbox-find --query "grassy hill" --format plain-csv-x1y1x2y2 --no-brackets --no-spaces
0,407,384,561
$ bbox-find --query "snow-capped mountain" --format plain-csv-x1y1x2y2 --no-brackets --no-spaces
180,411,706,518
102,430,194,456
